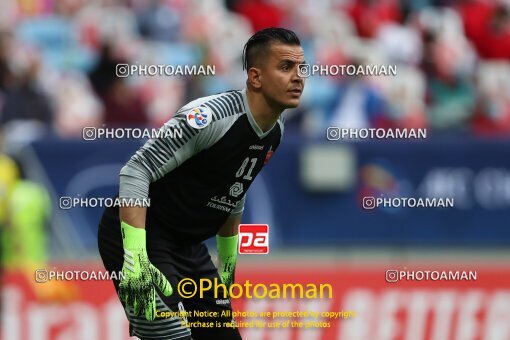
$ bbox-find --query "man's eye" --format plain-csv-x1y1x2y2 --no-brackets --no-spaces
282,65,290,71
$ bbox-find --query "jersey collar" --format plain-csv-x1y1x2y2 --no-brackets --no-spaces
241,88,277,139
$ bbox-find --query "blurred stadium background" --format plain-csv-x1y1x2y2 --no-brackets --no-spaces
1,0,510,339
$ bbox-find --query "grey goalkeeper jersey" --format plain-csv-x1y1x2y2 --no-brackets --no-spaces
115,89,284,243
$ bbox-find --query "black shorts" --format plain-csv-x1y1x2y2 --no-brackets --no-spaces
97,208,242,340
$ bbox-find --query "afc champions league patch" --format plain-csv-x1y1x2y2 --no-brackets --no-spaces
186,106,212,129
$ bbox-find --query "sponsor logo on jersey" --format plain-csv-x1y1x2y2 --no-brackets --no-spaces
264,146,274,165
229,182,244,198
206,196,239,213
186,106,212,129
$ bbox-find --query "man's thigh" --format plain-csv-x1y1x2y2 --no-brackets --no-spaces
98,216,241,339
127,244,241,340
125,288,192,340
98,217,192,339
182,243,242,340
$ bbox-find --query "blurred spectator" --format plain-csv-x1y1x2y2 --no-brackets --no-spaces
1,152,78,301
0,142,18,295
457,0,494,45
379,66,428,129
472,61,510,135
458,1,510,59
0,31,14,92
134,0,182,42
88,43,146,126
0,41,53,128
376,22,423,65
424,36,476,131
0,147,18,231
233,0,284,32
16,11,95,72
74,1,139,52
3,173,51,271
88,43,120,100
49,71,103,136
327,70,390,131
139,75,185,127
101,77,147,126
477,4,510,59
346,0,402,38
0,0,507,138
0,152,47,271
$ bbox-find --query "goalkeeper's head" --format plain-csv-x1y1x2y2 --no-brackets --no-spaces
242,27,304,111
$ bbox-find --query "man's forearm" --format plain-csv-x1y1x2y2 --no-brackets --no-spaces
118,160,152,230
216,214,240,287
217,214,242,237
120,206,147,229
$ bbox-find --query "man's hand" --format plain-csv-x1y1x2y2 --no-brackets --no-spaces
118,222,172,321
216,234,238,288
219,255,236,287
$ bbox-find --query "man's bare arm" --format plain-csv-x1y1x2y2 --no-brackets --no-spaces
217,214,242,237
120,206,147,229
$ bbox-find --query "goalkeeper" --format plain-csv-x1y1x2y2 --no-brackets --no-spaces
98,27,304,340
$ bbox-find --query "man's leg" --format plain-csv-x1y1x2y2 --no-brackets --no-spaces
97,212,192,340
183,242,242,340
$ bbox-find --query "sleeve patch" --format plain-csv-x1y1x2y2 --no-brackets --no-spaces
186,106,213,129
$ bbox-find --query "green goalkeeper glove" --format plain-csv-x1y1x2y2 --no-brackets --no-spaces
118,222,173,321
216,234,238,287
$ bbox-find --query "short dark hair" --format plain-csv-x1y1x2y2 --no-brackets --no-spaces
242,27,301,71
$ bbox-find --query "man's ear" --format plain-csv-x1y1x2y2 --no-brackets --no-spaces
247,67,262,89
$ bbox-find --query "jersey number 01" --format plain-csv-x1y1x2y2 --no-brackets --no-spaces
236,157,258,181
